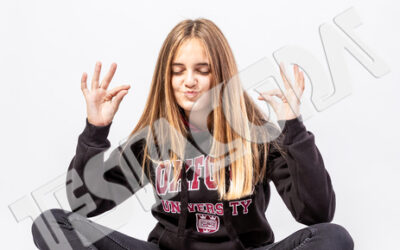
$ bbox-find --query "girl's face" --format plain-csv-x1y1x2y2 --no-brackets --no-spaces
171,38,212,117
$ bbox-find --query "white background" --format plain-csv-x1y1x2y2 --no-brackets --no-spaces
1,0,399,249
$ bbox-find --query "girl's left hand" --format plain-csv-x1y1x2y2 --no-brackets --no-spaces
257,63,305,121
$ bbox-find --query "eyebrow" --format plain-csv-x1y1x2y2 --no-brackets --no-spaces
171,62,210,67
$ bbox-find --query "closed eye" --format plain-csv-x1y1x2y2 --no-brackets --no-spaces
171,70,210,75
198,70,210,75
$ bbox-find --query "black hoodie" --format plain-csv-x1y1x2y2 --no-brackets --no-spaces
66,115,335,250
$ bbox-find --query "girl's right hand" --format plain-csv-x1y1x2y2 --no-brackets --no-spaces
81,61,130,126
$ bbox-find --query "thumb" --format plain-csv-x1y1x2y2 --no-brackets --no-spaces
112,90,128,110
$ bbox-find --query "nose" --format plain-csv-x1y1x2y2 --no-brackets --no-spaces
184,71,197,88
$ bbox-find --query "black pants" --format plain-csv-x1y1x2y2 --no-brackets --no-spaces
31,209,354,250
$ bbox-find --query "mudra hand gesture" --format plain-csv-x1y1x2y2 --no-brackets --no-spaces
81,61,131,126
257,63,305,121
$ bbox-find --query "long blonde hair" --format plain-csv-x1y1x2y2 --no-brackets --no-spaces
122,18,284,201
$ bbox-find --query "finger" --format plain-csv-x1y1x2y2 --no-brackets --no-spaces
91,61,102,90
294,64,300,86
259,93,280,115
294,64,305,91
100,62,117,90
299,71,305,90
112,89,129,109
81,72,89,97
259,88,284,99
103,85,131,102
279,62,293,91
258,92,279,106
258,94,287,103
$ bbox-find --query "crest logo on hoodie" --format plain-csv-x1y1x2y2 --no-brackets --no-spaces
196,213,220,233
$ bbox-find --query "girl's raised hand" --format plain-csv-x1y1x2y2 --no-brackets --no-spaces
257,62,305,121
81,61,130,126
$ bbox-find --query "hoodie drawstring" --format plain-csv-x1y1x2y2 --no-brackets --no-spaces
222,167,246,250
177,162,189,237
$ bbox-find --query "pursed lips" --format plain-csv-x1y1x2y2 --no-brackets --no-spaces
184,91,199,99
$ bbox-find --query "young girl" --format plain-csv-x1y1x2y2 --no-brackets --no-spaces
31,18,354,250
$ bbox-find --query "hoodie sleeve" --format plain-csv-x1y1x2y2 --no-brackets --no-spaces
265,115,336,225
66,118,148,218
